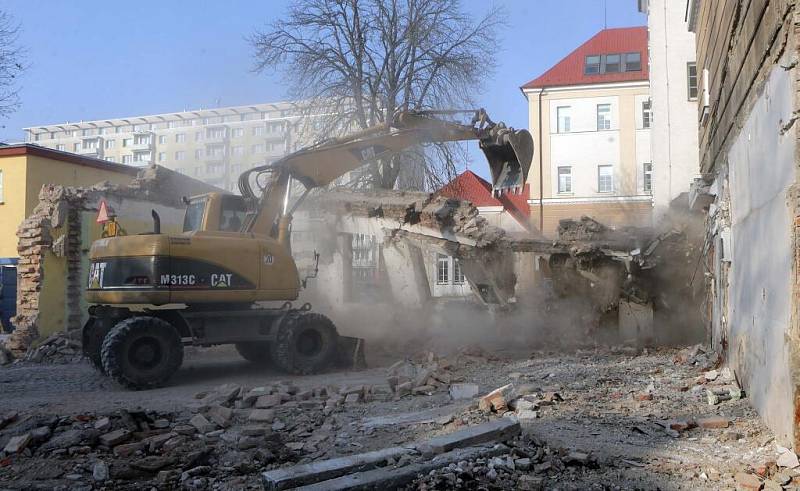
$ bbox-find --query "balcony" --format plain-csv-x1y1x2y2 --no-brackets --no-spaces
204,124,229,144
130,131,155,151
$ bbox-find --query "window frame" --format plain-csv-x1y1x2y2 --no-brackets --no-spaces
643,162,653,194
687,62,698,100
605,54,621,73
642,100,653,129
557,166,572,194
596,104,612,130
453,258,465,285
624,52,642,72
597,165,614,193
556,106,571,133
584,55,601,75
436,254,450,285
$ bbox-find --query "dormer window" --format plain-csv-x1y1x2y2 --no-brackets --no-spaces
625,52,641,71
585,55,601,74
605,54,621,73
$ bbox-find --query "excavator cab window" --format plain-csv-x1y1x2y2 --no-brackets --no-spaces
219,195,246,232
183,198,208,232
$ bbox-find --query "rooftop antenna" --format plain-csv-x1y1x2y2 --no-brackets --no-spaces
604,0,608,29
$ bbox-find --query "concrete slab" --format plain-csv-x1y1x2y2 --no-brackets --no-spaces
417,416,520,455
295,444,509,491
360,402,468,429
262,446,414,491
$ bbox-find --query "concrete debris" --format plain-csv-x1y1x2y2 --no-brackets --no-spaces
776,449,800,469
13,332,83,365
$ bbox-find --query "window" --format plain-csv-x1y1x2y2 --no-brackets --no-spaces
158,152,166,162
643,162,653,194
195,131,203,142
232,128,244,138
0,170,4,203
625,52,641,71
83,139,98,150
158,135,166,144
73,143,81,152
687,62,698,100
269,142,283,152
231,146,244,156
207,128,225,139
105,157,115,162
556,106,571,133
252,144,265,154
605,54,621,73
194,149,203,160
175,150,185,160
252,126,265,136
585,55,601,74
206,162,224,174
55,144,65,151
557,166,572,193
436,254,449,284
642,100,653,128
133,134,150,145
133,151,151,163
207,145,225,157
122,155,132,164
105,139,115,149
597,104,611,130
598,165,613,193
175,133,186,143
122,138,132,147
453,259,465,285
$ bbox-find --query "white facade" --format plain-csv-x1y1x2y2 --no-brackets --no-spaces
547,90,651,199
640,0,700,217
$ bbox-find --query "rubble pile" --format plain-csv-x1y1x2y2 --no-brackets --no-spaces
386,352,460,398
18,332,83,365
410,433,596,490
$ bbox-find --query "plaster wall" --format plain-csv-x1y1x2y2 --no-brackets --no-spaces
645,0,699,218
725,61,796,444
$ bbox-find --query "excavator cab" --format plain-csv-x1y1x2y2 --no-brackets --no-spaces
182,193,247,233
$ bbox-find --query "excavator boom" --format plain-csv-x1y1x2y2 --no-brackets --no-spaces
239,109,533,238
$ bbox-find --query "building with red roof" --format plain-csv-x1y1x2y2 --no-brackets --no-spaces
520,27,654,236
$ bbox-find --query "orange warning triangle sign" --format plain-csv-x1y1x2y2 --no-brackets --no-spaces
96,200,111,223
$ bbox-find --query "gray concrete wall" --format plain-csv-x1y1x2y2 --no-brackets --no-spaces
724,59,796,445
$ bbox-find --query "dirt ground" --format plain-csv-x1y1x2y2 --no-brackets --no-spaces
0,344,791,490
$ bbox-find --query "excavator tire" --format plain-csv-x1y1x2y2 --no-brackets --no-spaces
100,316,183,390
235,342,272,365
270,312,338,375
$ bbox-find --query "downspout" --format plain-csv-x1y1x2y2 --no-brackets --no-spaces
538,88,545,233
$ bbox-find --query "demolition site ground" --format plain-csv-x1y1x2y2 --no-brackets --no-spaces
0,341,791,490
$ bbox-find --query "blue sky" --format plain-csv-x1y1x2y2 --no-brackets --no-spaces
0,0,645,178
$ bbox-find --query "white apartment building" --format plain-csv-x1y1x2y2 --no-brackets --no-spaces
23,102,303,192
521,27,653,236
638,0,700,218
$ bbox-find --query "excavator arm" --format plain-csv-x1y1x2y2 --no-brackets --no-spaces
238,109,533,239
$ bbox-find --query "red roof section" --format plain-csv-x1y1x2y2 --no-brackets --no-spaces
437,170,530,229
521,27,648,90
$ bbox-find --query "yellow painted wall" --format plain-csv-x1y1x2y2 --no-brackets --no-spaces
0,155,29,259
38,246,67,338
0,154,135,259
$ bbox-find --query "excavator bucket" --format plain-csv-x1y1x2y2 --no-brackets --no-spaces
480,126,534,194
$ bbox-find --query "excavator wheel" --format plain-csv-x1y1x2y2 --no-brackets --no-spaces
100,316,184,390
235,342,272,365
270,312,339,375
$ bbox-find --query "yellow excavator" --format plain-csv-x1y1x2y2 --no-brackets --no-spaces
82,109,533,389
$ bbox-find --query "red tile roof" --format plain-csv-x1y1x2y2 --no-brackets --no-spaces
437,170,530,229
521,27,648,90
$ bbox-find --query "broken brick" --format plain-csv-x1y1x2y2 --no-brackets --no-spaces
697,416,730,429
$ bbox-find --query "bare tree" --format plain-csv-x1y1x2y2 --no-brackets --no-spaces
0,11,24,122
250,0,504,190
